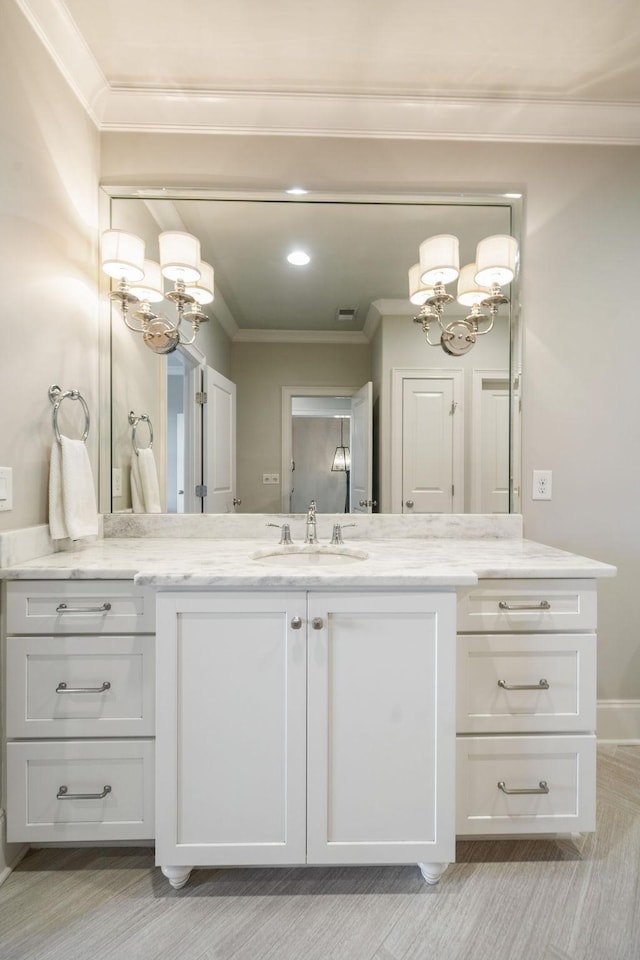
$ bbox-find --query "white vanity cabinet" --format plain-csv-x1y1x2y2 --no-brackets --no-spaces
155,589,456,888
456,579,597,836
4,580,156,842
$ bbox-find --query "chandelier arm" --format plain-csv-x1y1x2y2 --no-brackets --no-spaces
473,313,495,337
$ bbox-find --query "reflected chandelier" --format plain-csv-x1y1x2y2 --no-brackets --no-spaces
410,233,518,356
101,230,213,355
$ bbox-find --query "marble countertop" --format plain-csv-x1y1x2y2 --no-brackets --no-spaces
0,535,617,587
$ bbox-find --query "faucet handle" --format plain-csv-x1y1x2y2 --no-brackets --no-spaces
330,522,356,545
266,522,293,545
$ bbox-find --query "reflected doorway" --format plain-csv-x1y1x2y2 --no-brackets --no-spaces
291,398,352,513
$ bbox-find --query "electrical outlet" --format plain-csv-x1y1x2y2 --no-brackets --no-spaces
112,467,123,497
532,469,552,500
262,473,280,485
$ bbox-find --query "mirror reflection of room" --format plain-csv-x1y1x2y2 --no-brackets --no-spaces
107,193,521,517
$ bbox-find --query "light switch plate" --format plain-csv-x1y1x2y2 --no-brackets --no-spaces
0,466,13,511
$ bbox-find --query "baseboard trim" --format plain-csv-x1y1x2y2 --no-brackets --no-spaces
0,810,29,887
597,699,640,744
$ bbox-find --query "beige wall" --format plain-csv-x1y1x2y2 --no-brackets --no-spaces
231,342,371,513
0,1,101,532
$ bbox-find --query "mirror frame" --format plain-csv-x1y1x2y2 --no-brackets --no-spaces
99,187,523,516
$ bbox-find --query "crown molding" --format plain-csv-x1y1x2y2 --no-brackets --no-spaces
15,0,108,125
16,0,640,145
100,87,640,145
232,329,370,344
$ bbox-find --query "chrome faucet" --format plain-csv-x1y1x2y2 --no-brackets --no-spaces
330,522,356,545
305,500,318,544
266,522,293,544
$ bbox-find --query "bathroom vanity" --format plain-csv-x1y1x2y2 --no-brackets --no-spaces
0,515,616,889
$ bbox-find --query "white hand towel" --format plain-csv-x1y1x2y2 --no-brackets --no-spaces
137,447,161,513
130,456,145,513
48,437,98,541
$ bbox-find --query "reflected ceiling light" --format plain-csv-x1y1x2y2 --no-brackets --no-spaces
287,250,311,265
411,232,518,356
286,187,309,195
101,229,210,355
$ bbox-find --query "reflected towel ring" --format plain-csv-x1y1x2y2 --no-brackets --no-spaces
48,385,90,444
128,411,154,456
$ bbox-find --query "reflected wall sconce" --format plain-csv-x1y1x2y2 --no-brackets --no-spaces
410,233,518,356
101,229,213,355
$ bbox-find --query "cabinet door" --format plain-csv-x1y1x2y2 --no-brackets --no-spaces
156,591,307,867
307,591,456,865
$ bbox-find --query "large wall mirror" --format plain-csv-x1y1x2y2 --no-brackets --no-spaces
102,189,522,517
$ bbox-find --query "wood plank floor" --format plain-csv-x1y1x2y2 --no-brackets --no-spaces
1,745,638,960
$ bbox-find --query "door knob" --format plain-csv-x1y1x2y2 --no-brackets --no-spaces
290,617,302,630
312,617,324,630
405,499,414,508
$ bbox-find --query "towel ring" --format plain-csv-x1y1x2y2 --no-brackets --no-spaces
128,411,154,456
48,385,90,444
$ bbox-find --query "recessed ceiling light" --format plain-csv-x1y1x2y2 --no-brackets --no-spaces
286,187,309,195
287,250,311,266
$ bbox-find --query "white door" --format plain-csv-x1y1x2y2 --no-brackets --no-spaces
471,373,509,513
155,591,308,868
399,374,464,513
203,366,236,513
350,381,373,513
306,591,456,865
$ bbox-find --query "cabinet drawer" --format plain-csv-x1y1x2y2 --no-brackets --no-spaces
5,581,156,635
6,635,155,738
457,580,596,633
456,734,595,836
457,634,596,733
6,739,155,842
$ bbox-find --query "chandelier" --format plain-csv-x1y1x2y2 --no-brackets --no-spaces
410,233,518,356
101,230,213,355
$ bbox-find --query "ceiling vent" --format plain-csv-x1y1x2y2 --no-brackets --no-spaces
336,308,357,323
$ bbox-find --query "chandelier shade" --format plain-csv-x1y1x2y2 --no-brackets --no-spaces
456,262,492,307
419,234,460,286
187,260,215,305
474,234,518,287
129,259,165,303
158,231,201,283
408,263,434,305
100,230,145,282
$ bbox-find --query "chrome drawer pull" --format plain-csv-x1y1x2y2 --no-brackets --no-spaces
497,678,549,691
56,681,111,694
498,600,551,611
57,784,112,800
55,602,112,614
498,780,549,796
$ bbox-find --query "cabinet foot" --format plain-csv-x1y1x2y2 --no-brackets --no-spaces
418,862,449,885
161,865,193,889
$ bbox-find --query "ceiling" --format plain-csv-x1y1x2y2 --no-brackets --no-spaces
16,0,640,142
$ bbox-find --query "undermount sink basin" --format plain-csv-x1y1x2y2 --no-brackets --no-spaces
251,545,369,566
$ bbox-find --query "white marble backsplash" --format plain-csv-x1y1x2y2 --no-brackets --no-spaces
103,512,523,541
